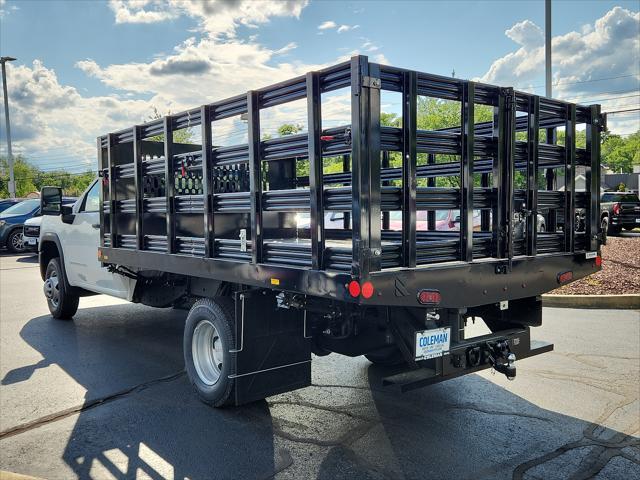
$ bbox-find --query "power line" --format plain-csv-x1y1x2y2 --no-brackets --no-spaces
521,73,639,90
576,93,640,104
604,108,640,115
564,88,640,101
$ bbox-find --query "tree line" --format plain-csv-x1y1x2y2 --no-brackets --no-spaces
1,98,638,199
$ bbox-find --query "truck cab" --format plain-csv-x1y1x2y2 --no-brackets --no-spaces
38,180,135,318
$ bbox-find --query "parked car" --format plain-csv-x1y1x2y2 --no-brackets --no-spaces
22,216,43,253
600,192,640,241
1,197,77,253
22,197,77,253
0,198,26,213
0,199,42,253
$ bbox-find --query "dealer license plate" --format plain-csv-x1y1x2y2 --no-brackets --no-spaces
415,327,451,360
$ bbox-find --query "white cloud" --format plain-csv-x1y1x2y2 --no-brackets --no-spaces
109,0,177,24
337,24,359,33
109,0,308,37
318,20,337,30
480,6,639,133
318,21,359,33
0,60,152,167
361,40,380,52
3,0,393,166
273,42,298,55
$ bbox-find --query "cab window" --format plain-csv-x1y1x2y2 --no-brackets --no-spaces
81,182,100,212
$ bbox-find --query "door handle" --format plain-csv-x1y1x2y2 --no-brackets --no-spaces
91,223,100,229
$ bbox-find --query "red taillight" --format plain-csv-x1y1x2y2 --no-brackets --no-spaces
612,203,621,215
418,289,441,305
361,281,374,299
348,280,361,297
557,271,573,284
320,135,335,141
595,256,602,267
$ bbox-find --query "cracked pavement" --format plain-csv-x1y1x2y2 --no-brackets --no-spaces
1,253,639,479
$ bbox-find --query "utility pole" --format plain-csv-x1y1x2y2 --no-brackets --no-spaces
545,0,552,98
1,56,17,199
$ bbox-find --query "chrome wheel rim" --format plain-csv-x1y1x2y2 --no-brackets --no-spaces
192,319,224,386
44,270,60,308
10,232,25,251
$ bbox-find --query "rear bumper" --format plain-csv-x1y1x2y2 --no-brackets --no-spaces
610,214,640,228
381,327,552,392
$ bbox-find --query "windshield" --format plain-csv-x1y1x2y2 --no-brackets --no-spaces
1,199,39,216
602,193,639,203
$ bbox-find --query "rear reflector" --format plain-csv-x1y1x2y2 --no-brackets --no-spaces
557,271,573,284
595,256,602,267
361,281,374,299
348,280,361,297
418,289,441,305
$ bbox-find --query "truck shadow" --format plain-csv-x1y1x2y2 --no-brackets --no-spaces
3,304,282,480
316,365,639,479
3,304,638,480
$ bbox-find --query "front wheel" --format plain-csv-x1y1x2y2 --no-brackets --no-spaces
7,229,26,253
184,297,236,407
44,257,79,320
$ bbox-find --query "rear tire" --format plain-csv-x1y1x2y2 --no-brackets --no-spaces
184,297,236,407
7,229,26,253
365,346,406,366
44,257,79,320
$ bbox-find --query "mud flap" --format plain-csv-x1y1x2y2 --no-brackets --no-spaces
231,291,311,405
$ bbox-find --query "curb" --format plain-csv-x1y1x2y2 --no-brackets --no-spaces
542,294,640,309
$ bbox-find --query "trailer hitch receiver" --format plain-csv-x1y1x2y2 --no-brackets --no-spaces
485,340,516,380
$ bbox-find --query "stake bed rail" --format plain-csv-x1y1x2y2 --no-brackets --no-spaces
98,55,603,308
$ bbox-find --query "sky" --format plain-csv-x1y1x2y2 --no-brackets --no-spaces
0,0,639,173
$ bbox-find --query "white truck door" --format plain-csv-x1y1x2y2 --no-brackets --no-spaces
63,180,133,299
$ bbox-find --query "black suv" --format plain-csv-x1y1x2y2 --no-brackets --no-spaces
601,192,640,240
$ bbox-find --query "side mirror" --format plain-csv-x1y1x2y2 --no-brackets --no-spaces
61,205,75,224
41,186,63,216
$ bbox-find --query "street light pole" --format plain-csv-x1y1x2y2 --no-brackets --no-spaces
545,0,552,98
1,56,17,199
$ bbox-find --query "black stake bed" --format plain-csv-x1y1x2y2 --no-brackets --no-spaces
98,55,603,309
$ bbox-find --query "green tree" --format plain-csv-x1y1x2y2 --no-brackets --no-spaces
0,156,38,198
147,106,195,144
1,156,94,198
601,131,639,173
277,123,303,136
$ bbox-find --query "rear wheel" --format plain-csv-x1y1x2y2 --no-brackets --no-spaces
184,297,236,407
365,346,406,366
44,257,79,320
7,229,26,253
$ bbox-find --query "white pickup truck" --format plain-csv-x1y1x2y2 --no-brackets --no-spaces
38,179,134,319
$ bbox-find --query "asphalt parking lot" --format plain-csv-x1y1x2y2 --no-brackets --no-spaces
0,253,638,480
